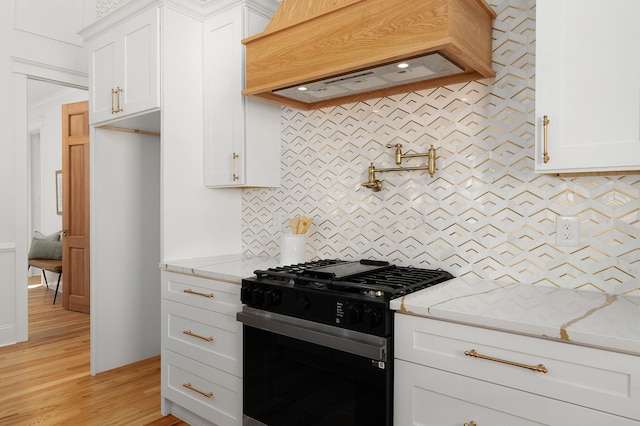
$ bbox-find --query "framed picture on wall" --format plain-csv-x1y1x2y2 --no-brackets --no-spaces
56,170,62,215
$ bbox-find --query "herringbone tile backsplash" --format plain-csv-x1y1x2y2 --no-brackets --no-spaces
242,0,640,295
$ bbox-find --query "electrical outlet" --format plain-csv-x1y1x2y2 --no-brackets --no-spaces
556,215,579,247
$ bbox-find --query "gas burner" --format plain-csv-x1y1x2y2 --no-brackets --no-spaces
242,259,453,337
361,290,385,297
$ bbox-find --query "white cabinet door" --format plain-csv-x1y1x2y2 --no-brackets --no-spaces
162,349,242,426
535,0,640,173
88,7,160,125
203,5,280,188
395,313,640,421
90,35,118,121
394,359,635,426
120,8,160,118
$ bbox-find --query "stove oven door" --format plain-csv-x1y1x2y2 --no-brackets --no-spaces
237,307,392,426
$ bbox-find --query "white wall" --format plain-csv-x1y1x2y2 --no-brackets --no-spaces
1,0,94,346
91,127,161,373
29,132,42,244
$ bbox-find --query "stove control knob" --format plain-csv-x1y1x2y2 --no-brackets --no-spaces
345,303,363,325
251,288,264,306
263,289,281,307
296,296,310,311
364,307,382,328
240,286,252,304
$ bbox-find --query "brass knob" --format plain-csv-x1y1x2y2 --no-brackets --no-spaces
464,422,477,426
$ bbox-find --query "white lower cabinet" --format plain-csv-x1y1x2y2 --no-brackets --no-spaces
161,271,243,426
394,314,640,425
162,349,242,426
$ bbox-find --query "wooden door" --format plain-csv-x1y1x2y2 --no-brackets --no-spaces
61,101,90,313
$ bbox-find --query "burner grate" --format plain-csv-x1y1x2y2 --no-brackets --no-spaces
345,266,453,297
254,259,347,281
252,259,453,299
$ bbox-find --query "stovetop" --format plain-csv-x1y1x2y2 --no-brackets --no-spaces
252,259,453,299
241,259,454,337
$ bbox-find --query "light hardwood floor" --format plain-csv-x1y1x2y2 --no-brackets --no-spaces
0,277,188,425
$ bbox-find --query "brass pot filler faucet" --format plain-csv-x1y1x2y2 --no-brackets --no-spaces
362,143,438,192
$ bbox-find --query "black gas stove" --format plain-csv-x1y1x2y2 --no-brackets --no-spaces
241,259,454,337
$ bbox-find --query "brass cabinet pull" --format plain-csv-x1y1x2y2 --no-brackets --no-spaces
111,87,123,114
183,330,213,342
183,382,213,399
464,422,477,426
542,115,550,163
183,288,214,299
464,349,548,374
116,87,122,113
232,152,239,181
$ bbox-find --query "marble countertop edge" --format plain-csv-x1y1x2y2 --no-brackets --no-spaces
391,277,640,356
160,254,280,284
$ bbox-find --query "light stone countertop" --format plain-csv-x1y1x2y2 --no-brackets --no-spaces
161,257,640,356
390,277,640,356
160,253,280,284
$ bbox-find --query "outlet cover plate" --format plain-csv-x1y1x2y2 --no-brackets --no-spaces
556,215,579,247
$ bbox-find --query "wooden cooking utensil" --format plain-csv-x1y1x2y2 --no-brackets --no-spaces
297,216,313,234
290,216,300,234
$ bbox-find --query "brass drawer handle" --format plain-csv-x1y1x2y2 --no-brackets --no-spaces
232,152,239,181
464,349,548,374
464,422,477,426
183,329,213,343
542,114,550,163
183,288,214,298
183,382,213,399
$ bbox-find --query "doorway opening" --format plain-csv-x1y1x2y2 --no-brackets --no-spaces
25,78,88,326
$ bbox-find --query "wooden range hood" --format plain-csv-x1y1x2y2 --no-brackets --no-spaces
242,0,496,110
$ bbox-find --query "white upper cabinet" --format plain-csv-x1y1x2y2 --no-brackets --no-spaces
203,3,281,188
87,7,160,125
535,0,640,173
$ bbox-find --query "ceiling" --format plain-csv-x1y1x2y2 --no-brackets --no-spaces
27,79,86,105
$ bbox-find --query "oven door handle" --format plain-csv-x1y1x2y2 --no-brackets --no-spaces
237,310,387,362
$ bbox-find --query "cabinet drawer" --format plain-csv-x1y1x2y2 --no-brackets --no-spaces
395,359,635,426
395,314,640,420
162,349,241,426
162,299,241,376
162,271,241,315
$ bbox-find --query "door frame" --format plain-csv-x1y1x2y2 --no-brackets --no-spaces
13,59,87,342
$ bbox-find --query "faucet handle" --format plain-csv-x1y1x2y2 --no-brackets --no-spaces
386,143,403,165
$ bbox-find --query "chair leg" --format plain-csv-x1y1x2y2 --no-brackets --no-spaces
42,270,50,290
53,273,62,305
